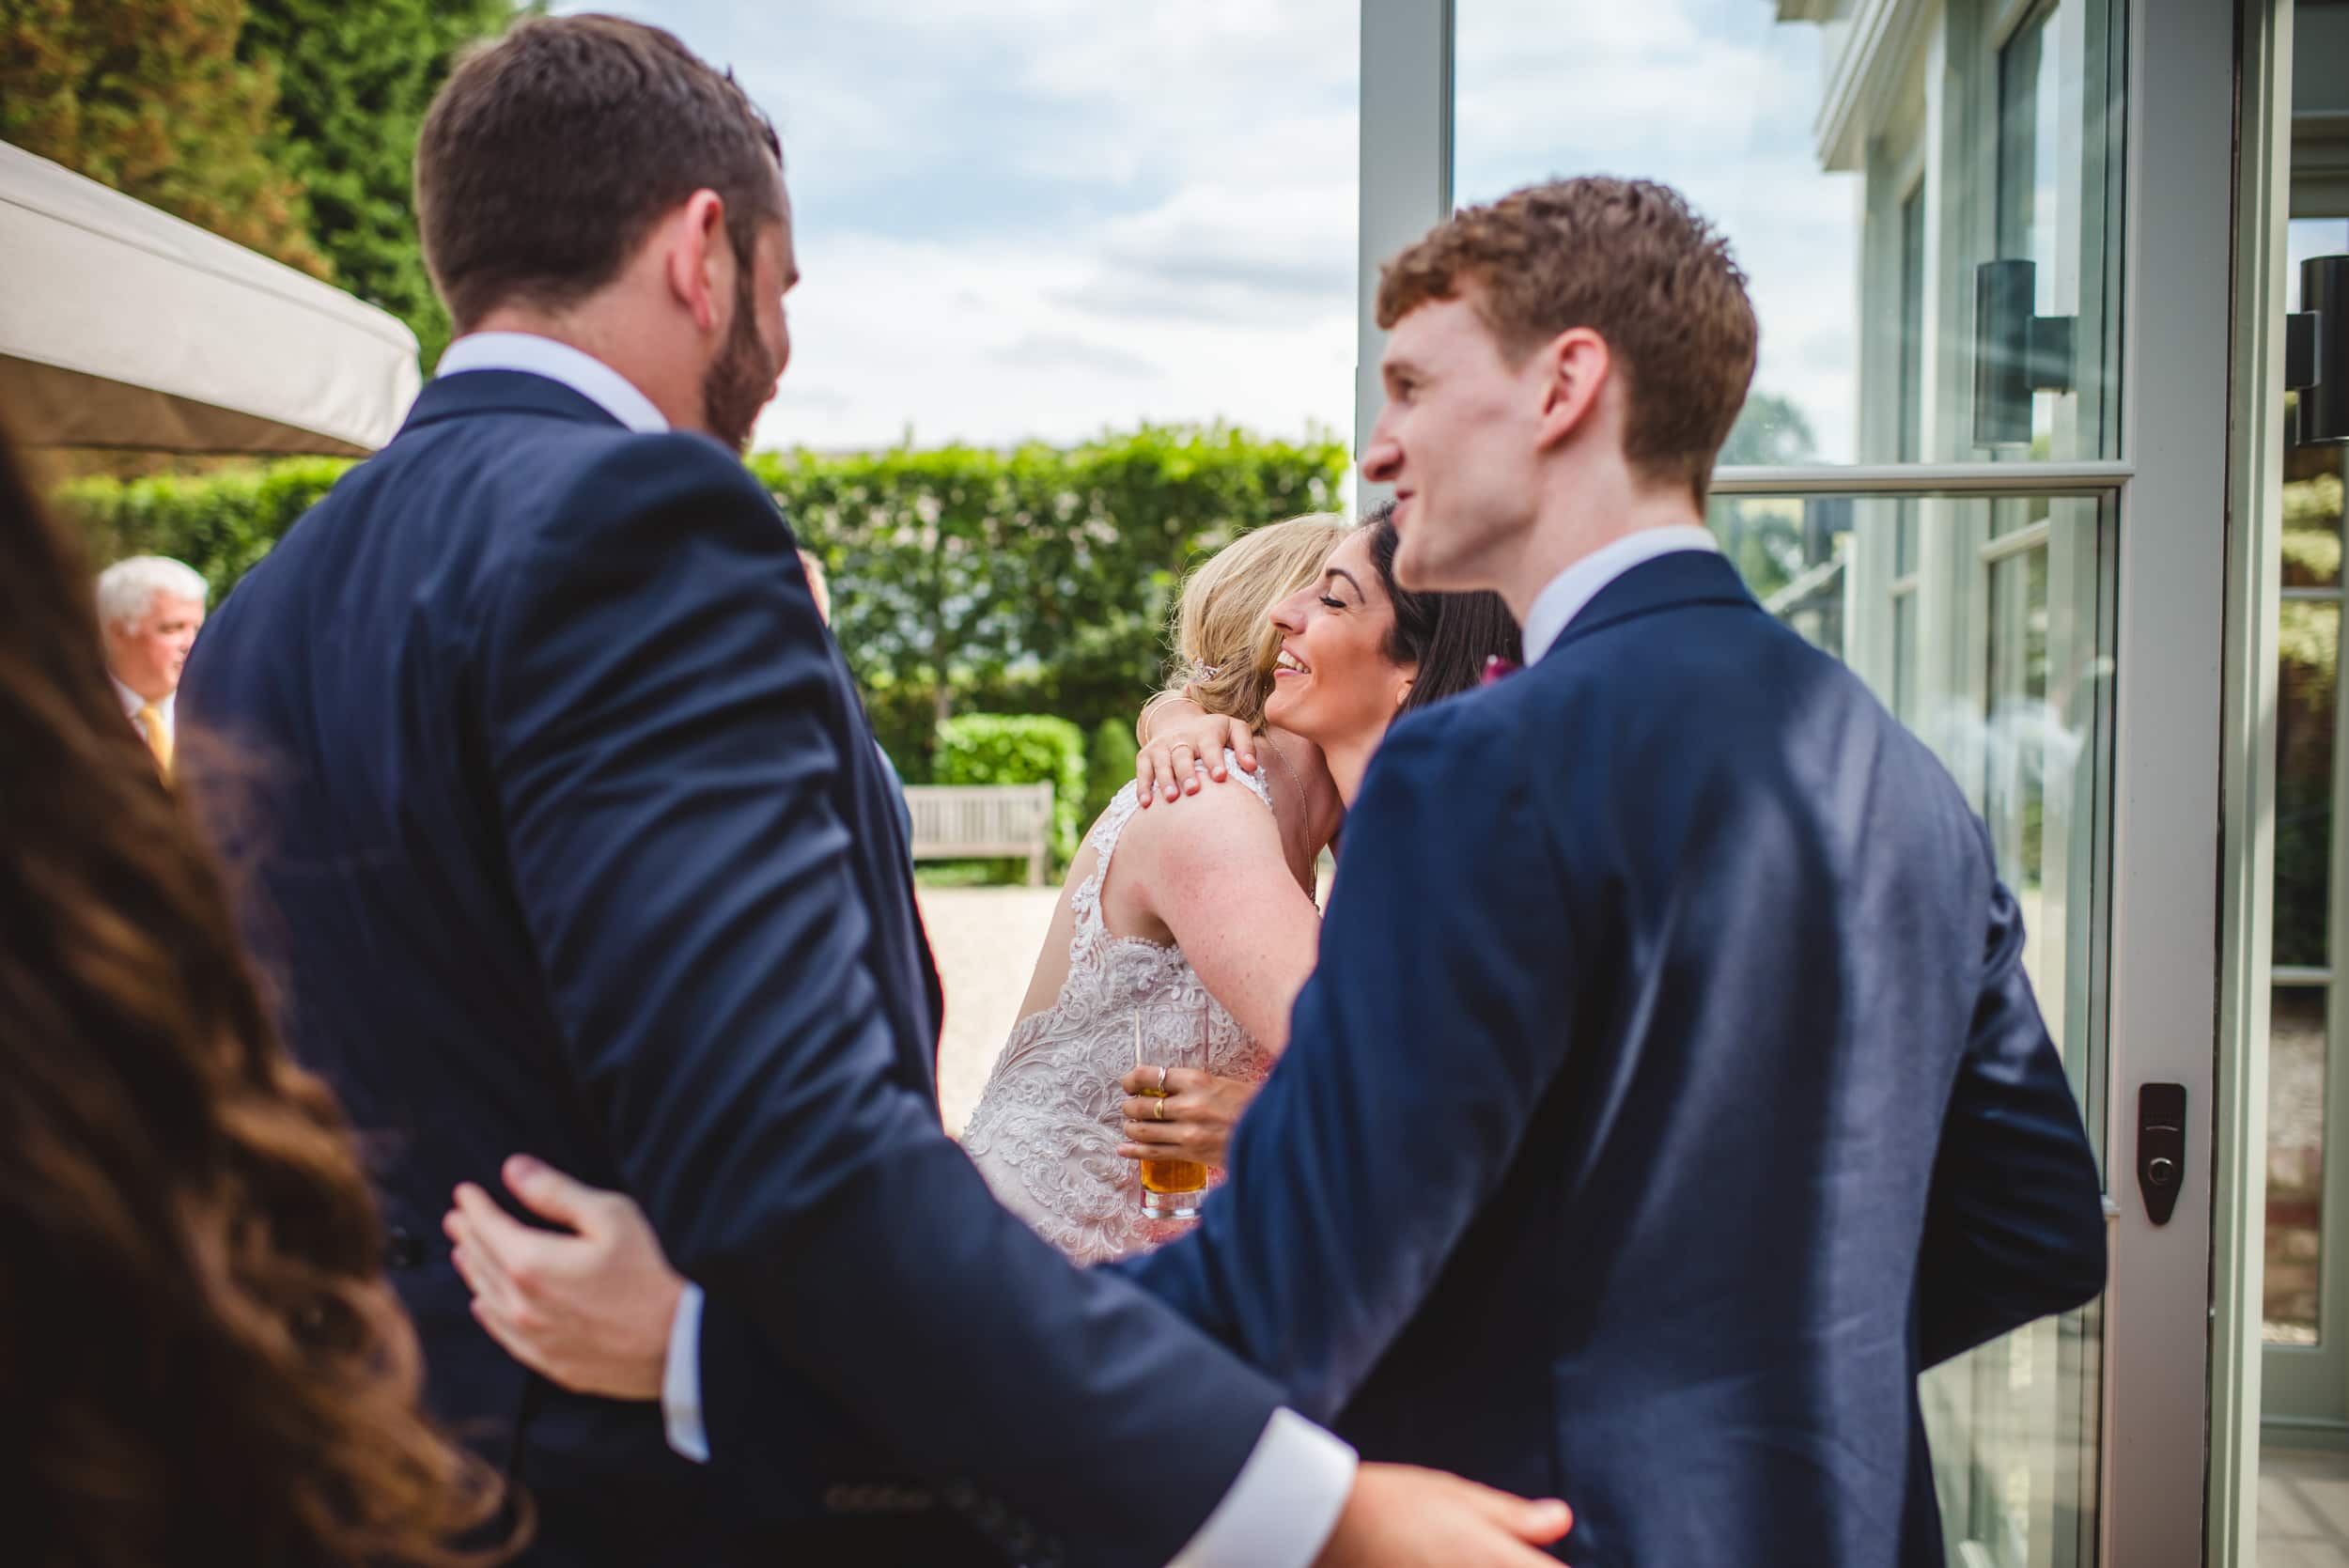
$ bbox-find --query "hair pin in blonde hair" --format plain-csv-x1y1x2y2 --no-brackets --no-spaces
1167,515,1349,732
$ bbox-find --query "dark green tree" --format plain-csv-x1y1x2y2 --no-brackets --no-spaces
1707,389,1825,604
2,0,328,275
1716,389,1819,468
237,0,518,367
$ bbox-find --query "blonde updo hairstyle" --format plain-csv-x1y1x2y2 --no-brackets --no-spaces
1169,515,1351,733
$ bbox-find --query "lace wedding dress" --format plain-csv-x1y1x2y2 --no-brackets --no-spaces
960,755,1279,1265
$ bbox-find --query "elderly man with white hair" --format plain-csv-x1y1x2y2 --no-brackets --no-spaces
96,555,209,773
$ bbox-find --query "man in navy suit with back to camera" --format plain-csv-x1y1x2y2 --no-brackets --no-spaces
176,13,1573,1568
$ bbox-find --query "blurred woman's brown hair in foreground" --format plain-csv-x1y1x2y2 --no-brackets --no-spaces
0,420,514,1567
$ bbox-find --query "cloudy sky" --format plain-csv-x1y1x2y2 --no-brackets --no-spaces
558,0,1859,461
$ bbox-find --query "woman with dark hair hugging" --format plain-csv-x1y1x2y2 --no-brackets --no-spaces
0,422,511,1568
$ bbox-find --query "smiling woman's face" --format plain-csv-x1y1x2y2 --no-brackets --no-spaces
1262,529,1417,748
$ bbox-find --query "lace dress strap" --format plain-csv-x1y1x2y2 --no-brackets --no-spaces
1068,749,1270,941
1067,785,1141,935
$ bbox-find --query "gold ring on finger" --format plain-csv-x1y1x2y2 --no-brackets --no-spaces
1153,1097,1167,1122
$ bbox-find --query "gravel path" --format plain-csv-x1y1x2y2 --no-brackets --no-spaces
917,885,1064,1136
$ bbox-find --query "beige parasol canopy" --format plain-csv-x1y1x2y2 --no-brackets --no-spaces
0,140,421,456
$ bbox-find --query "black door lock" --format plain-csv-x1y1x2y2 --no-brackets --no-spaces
2137,1082,2186,1226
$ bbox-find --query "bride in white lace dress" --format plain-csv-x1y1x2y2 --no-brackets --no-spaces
959,510,1523,1263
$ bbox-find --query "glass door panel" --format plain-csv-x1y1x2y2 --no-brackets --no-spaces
1711,487,2112,1568
2263,210,2349,1429
2270,986,2330,1345
1374,0,2231,1553
1422,0,2211,1553
1448,0,2125,467
2254,28,2349,1568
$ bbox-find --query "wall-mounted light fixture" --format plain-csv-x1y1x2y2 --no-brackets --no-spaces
2288,255,2345,448
1972,258,2074,450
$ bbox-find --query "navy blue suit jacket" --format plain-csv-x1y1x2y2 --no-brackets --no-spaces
1116,550,2108,1565
177,371,1287,1567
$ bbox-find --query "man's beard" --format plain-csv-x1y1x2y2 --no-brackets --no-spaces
703,259,779,454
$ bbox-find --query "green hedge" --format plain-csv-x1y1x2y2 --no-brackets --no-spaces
932,713,1087,868
48,426,1350,783
56,458,354,602
756,425,1346,777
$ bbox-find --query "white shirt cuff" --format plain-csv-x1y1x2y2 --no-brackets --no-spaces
658,1286,1352,1565
1167,1407,1357,1568
661,1281,710,1463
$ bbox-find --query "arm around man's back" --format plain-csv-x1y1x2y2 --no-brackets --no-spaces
480,434,1289,1564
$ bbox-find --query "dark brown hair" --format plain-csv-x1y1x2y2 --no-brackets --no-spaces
1364,505,1523,712
0,426,510,1565
1377,177,1758,505
416,13,784,331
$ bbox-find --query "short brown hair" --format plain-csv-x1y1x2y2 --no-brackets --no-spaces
1377,178,1758,505
416,14,784,331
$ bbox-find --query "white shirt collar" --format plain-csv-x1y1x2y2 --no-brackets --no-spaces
111,674,171,723
434,332,670,435
1519,525,1722,665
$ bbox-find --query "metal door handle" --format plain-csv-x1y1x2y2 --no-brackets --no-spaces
2137,1082,2186,1225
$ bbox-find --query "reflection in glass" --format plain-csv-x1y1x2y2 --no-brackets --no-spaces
1993,492,2053,542
1714,489,2107,1568
1997,8,2059,460
1893,592,1920,723
2280,229,2347,588
1998,13,2055,274
2277,600,2338,970
1452,0,2122,466
1894,184,1925,633
1900,182,1928,475
2268,987,2330,1343
2259,59,2349,1439
1988,544,2053,987
2258,4,2349,1447
1709,495,1846,660
2283,440,2345,590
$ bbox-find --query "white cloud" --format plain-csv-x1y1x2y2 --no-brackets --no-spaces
986,331,1162,380
1449,0,1862,459
568,0,1361,451
759,230,1351,452
567,0,1866,460
1050,178,1358,333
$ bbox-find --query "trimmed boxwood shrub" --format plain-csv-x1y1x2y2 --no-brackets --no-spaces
931,713,1087,870
1083,716,1137,833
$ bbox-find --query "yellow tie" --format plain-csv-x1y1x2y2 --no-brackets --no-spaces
136,702,173,776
